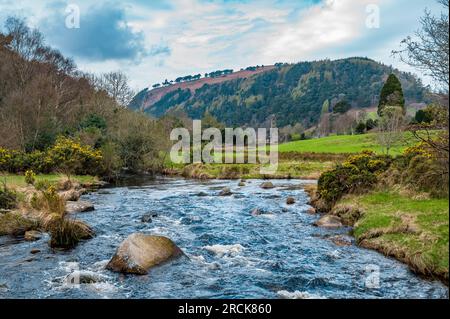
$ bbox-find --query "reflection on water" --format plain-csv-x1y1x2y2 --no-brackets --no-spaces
0,178,447,299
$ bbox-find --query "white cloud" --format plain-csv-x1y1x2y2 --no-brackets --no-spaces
0,0,443,88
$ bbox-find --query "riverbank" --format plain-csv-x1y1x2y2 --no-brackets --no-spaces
165,160,335,180
308,185,449,285
0,174,105,238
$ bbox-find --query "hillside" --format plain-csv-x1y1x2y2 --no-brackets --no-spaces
130,57,429,127
129,65,275,111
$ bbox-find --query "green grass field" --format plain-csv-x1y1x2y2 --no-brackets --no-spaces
279,133,414,155
341,191,449,281
1,174,98,188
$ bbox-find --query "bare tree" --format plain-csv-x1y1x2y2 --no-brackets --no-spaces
377,106,406,155
393,0,449,91
93,71,135,107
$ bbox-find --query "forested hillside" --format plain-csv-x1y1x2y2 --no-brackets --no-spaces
133,58,428,128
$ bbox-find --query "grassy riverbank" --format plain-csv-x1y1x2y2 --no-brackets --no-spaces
166,160,335,180
335,190,449,283
1,174,98,188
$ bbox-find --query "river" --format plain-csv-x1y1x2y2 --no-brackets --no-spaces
0,178,447,299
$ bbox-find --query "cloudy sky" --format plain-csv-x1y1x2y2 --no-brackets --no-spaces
0,0,443,90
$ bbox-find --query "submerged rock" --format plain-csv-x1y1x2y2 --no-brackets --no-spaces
66,201,95,214
238,182,246,187
65,270,107,284
24,230,42,241
30,249,41,254
314,215,343,228
106,233,184,275
330,235,353,247
218,187,232,196
141,212,158,223
286,197,296,205
196,192,208,197
251,208,262,216
260,182,274,189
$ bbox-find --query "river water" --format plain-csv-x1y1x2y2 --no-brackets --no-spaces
0,178,447,299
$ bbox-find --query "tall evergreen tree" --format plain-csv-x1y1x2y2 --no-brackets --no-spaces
378,74,405,116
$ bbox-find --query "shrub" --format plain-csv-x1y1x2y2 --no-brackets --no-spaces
0,184,17,210
25,170,36,185
45,215,94,249
46,136,103,178
317,151,392,209
34,179,52,191
355,122,366,134
31,186,65,215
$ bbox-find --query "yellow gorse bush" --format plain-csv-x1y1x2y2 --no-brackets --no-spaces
404,142,433,158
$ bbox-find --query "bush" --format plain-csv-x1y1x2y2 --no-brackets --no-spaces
31,186,65,215
355,122,366,134
25,170,36,185
0,184,17,210
46,136,103,177
384,143,449,198
45,215,94,249
34,179,52,191
317,151,392,209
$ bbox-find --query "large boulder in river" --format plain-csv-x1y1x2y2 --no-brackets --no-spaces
314,215,343,228
106,233,184,275
260,182,274,189
65,201,94,214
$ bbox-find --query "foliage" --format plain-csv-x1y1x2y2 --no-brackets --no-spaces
25,170,36,185
355,122,366,134
365,118,377,131
415,109,433,123
378,74,405,116
30,186,65,214
46,136,103,177
317,151,392,208
0,183,17,210
383,141,449,198
333,100,351,114
377,106,406,155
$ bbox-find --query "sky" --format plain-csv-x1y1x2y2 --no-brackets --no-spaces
0,0,444,91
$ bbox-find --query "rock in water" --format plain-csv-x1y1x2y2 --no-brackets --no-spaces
286,197,295,205
260,182,274,189
218,187,232,196
66,201,95,214
106,233,184,275
314,215,343,228
238,182,245,187
141,213,154,223
24,230,42,241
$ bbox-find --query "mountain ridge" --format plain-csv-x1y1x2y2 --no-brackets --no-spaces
130,57,428,128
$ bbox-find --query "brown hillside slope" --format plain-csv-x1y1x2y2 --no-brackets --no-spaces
141,65,275,110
